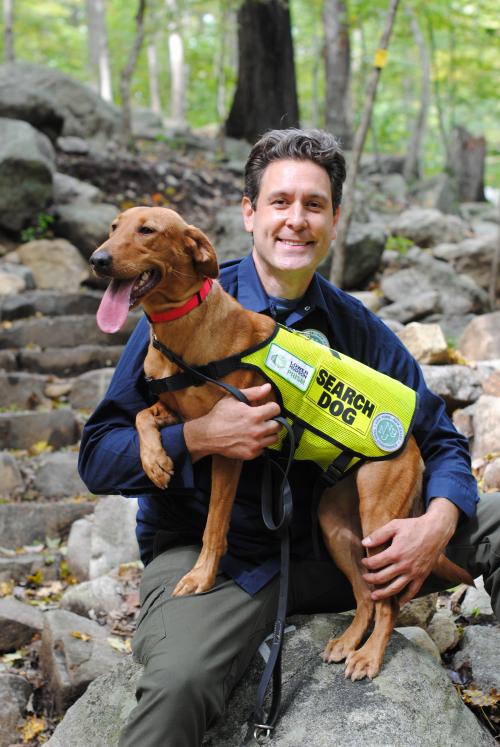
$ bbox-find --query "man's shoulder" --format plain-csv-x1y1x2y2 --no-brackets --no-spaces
219,257,243,292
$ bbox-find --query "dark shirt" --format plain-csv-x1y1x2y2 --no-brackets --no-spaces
78,254,478,593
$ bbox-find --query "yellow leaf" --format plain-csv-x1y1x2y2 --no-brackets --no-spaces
0,580,14,597
19,714,46,741
27,569,44,587
463,686,500,707
70,631,92,641
107,636,131,653
374,48,388,68
28,440,52,456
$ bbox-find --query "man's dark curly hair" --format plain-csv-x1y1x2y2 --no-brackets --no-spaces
244,128,346,213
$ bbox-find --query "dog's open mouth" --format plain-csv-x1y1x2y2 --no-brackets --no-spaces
96,269,161,334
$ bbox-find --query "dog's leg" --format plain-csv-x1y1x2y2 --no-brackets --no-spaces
344,437,422,680
172,455,243,597
136,401,179,489
319,477,375,664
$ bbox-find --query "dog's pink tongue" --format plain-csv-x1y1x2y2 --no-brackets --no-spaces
96,278,136,333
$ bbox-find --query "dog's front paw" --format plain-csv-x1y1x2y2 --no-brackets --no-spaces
322,637,356,663
142,450,174,489
344,647,382,681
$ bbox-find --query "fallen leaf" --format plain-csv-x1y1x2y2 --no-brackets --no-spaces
107,636,132,653
71,631,92,642
463,686,500,708
28,440,53,456
26,569,44,587
0,580,14,597
19,714,46,742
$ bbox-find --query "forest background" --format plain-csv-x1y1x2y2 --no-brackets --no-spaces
1,0,498,187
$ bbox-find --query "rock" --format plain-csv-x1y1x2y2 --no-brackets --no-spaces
453,626,500,692
0,118,55,231
483,459,500,491
433,234,499,294
210,205,252,263
380,249,488,317
56,136,90,155
420,364,482,409
40,609,126,713
0,597,44,651
397,323,449,364
412,173,460,215
60,573,123,618
0,409,81,450
378,291,439,323
0,550,59,583
0,371,50,409
0,270,24,294
0,314,137,349
395,626,441,663
16,238,89,291
131,107,165,140
69,368,114,411
89,496,139,579
452,403,476,439
347,290,383,313
427,611,460,654
53,172,103,205
483,370,500,397
0,62,122,143
389,208,470,247
54,202,119,257
360,152,406,175
396,594,438,628
0,673,32,747
471,396,500,461
459,312,500,361
341,222,388,289
461,577,494,619
0,451,23,498
0,500,94,549
32,451,88,499
18,344,124,376
47,614,495,747
66,517,93,581
0,289,101,321
0,261,35,289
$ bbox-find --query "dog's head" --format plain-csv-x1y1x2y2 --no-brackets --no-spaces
90,206,219,333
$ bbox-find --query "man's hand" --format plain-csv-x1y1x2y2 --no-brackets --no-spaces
184,383,281,462
361,498,460,606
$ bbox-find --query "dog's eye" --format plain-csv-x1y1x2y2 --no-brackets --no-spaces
138,226,155,235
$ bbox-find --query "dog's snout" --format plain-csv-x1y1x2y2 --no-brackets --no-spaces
90,250,113,275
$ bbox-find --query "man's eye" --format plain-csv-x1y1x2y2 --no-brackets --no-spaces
138,226,155,235
307,201,321,209
272,199,286,206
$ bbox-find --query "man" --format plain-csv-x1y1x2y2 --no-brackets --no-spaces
79,128,499,747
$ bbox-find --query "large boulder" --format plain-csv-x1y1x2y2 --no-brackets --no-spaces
341,222,388,289
433,233,499,295
0,62,121,143
0,118,55,231
16,238,89,291
389,208,470,247
46,614,495,746
0,673,32,747
89,496,140,579
53,202,119,257
459,312,500,361
452,626,500,693
471,395,500,461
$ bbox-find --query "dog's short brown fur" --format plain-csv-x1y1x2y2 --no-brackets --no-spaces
91,206,472,680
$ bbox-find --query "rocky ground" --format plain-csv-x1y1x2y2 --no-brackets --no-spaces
0,61,499,746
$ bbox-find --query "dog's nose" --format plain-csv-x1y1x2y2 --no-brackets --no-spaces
90,250,112,275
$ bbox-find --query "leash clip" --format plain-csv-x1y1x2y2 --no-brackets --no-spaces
253,723,273,741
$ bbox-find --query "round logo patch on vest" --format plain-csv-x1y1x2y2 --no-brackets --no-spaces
371,413,405,452
300,329,330,347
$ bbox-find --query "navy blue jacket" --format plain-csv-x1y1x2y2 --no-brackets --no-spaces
78,254,478,593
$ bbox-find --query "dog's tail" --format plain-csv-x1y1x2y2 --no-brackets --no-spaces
433,554,475,587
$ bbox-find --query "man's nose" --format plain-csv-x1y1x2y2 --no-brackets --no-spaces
285,203,307,229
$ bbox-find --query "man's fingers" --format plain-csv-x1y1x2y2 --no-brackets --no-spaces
362,564,399,585
370,574,410,600
362,522,397,549
361,548,395,570
239,383,273,402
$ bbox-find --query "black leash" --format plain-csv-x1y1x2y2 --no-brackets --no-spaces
148,332,296,741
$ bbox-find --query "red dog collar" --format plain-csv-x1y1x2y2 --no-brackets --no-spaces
147,278,214,323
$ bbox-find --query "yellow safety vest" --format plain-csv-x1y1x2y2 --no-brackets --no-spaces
240,325,418,473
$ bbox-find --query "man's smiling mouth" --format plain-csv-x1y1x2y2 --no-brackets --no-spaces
277,238,314,247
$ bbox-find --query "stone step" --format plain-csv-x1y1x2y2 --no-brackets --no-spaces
0,368,114,411
0,500,95,548
0,313,139,350
0,289,103,321
0,345,124,376
0,408,81,450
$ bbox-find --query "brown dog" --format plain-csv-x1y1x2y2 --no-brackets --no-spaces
90,206,472,680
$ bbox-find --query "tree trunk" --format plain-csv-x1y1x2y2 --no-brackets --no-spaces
489,199,500,310
214,0,230,125
165,0,186,126
447,126,486,202
225,0,299,143
86,0,113,101
329,0,401,288
426,16,448,154
120,0,147,149
403,6,430,182
3,0,15,62
323,0,353,148
147,40,162,115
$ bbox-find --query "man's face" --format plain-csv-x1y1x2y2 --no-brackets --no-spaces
242,158,339,282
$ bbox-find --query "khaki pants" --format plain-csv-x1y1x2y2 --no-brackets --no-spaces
119,492,500,747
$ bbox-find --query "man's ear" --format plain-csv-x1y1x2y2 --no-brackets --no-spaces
241,196,255,233
184,226,219,278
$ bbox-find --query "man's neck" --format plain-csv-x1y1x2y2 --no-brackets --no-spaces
252,251,315,300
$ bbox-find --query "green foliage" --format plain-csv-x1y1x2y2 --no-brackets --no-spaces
385,234,413,255
20,212,55,243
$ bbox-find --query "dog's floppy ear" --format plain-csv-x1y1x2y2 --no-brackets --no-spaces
184,225,219,278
